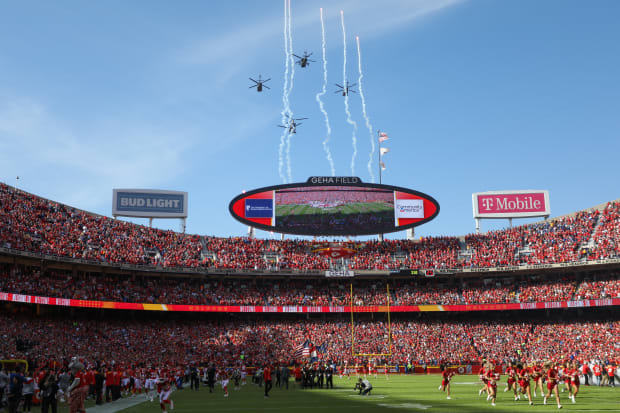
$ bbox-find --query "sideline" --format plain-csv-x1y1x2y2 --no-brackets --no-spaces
86,395,148,413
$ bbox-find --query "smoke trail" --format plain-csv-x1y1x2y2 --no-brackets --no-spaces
315,8,335,176
356,36,376,183
341,10,358,176
278,0,290,183
285,0,295,183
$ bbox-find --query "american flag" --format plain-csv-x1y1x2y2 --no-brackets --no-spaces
293,340,308,358
303,343,314,357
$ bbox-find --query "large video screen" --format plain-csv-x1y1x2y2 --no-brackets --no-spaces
275,186,393,235
229,177,440,236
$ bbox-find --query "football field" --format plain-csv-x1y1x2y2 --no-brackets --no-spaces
88,375,619,413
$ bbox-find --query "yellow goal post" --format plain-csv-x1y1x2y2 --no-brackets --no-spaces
350,283,392,357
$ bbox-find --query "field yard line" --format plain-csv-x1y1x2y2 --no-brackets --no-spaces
86,395,148,413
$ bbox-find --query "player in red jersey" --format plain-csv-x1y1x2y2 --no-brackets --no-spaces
440,366,455,399
485,362,500,407
543,362,562,409
568,361,580,403
158,378,173,413
220,368,230,398
516,363,534,405
504,362,519,400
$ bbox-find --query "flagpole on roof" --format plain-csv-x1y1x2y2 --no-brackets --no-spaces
377,130,382,185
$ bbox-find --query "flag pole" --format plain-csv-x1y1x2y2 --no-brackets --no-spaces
377,130,384,242
377,130,382,185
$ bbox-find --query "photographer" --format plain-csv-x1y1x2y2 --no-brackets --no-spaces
355,378,372,396
40,371,59,413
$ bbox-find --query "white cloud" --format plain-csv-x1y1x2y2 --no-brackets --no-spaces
177,0,464,68
0,97,194,211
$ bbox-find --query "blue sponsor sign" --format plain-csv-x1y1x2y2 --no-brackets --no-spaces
245,199,273,218
113,189,188,218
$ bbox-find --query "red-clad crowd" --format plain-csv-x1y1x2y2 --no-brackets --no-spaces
1,183,619,271
1,265,618,306
520,210,599,264
588,201,620,260
1,314,618,369
0,184,203,268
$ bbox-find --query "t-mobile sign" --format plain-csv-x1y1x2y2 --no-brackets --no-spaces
473,190,550,219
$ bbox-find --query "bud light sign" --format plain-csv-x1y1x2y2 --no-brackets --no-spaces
473,190,550,219
113,189,188,218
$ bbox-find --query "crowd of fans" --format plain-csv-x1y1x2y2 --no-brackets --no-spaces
1,265,618,306
1,183,619,271
1,314,617,369
0,184,203,268
588,201,620,260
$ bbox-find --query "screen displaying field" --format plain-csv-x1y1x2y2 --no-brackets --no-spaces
275,186,394,235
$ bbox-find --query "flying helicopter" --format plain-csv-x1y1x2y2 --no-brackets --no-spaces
334,81,357,96
293,51,315,68
249,75,271,92
278,116,308,134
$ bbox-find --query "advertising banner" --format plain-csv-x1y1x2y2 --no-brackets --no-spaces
473,190,550,219
113,189,188,218
1,292,617,313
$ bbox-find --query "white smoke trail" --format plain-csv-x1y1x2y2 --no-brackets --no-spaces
341,10,358,176
356,36,376,183
285,0,296,183
316,8,335,176
278,0,290,183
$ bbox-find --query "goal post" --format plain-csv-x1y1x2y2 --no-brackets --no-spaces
350,283,392,357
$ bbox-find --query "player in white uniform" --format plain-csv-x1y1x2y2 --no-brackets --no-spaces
145,369,158,402
240,364,247,385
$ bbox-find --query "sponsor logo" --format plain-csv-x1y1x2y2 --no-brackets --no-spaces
395,199,424,218
244,199,273,218
307,176,361,185
325,270,354,277
474,191,549,218
120,197,181,209
479,194,545,213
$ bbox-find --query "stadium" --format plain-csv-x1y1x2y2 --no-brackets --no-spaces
0,181,618,412
1,1,620,413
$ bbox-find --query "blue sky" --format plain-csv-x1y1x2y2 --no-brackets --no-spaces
1,0,619,239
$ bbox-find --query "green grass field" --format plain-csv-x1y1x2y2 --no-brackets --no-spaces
95,375,619,413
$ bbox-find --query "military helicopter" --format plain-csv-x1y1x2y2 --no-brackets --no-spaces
334,81,357,96
293,51,315,68
249,75,271,92
278,116,308,134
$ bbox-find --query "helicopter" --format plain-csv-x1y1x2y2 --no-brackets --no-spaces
293,51,315,68
334,81,357,96
278,116,308,134
249,75,271,92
